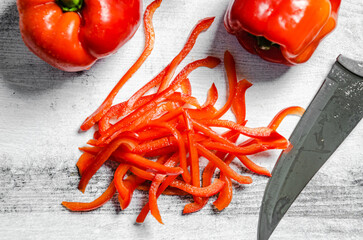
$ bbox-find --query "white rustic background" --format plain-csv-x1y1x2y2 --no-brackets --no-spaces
0,0,362,239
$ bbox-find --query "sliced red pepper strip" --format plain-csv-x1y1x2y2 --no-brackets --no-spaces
201,83,218,108
181,78,193,96
113,151,183,175
268,106,305,130
157,17,215,92
148,122,191,183
212,173,232,211
183,111,203,206
149,153,179,224
98,56,221,144
118,175,146,210
137,184,188,196
125,101,183,134
135,154,179,223
236,106,304,148
129,167,154,181
196,118,280,139
212,51,237,119
62,181,116,211
130,136,176,153
183,111,200,187
119,155,169,210
191,119,242,147
201,141,268,155
126,67,168,110
166,92,200,108
170,179,225,197
143,146,179,158
80,0,162,131
137,172,225,222
232,79,252,124
185,133,240,214
99,94,156,133
77,152,95,176
114,164,131,200
136,174,179,223
187,105,218,119
212,152,237,211
196,143,252,184
237,155,271,177
78,146,102,155
78,138,137,193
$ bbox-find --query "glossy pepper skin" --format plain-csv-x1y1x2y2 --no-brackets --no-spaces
17,0,142,72
224,0,341,65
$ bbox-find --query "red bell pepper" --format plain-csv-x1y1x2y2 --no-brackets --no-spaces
224,0,341,65
17,0,142,72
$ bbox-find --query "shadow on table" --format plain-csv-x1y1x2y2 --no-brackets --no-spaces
0,3,84,95
209,16,290,82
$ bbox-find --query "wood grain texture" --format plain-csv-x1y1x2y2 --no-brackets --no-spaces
1,0,363,239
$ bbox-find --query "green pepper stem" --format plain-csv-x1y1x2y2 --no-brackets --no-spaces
256,36,277,51
57,0,83,12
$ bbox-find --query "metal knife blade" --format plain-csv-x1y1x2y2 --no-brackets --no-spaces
257,55,363,240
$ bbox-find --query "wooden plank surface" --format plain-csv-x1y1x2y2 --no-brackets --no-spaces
1,0,362,239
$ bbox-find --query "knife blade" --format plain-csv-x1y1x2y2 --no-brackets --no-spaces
257,55,363,240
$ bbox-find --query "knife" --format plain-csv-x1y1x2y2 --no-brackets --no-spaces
257,55,363,240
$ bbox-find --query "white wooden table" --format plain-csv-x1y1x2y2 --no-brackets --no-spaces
1,0,362,239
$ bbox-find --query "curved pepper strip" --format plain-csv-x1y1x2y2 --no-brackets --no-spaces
114,164,131,201
201,141,268,155
185,133,240,214
143,146,179,158
17,0,142,71
224,0,341,64
78,146,102,155
136,184,188,196
197,119,281,139
62,181,116,211
268,106,305,130
180,78,193,96
80,0,162,130
118,175,146,210
76,152,96,176
232,79,252,123
166,92,201,109
127,67,168,109
98,94,156,133
201,83,218,108
113,151,183,175
136,178,225,222
118,155,168,210
149,153,179,224
212,51,237,119
157,17,215,92
78,137,137,193
148,122,191,183
196,143,252,184
183,110,204,210
187,105,218,120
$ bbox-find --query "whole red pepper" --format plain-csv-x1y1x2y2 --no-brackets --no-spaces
17,0,142,72
224,0,341,65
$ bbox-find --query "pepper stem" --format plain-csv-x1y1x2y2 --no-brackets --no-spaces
57,0,83,12
256,36,277,51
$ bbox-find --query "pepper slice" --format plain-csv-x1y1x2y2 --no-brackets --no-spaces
80,0,162,130
62,181,116,211
157,17,215,92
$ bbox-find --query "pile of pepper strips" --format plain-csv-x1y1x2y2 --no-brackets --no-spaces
62,0,304,224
